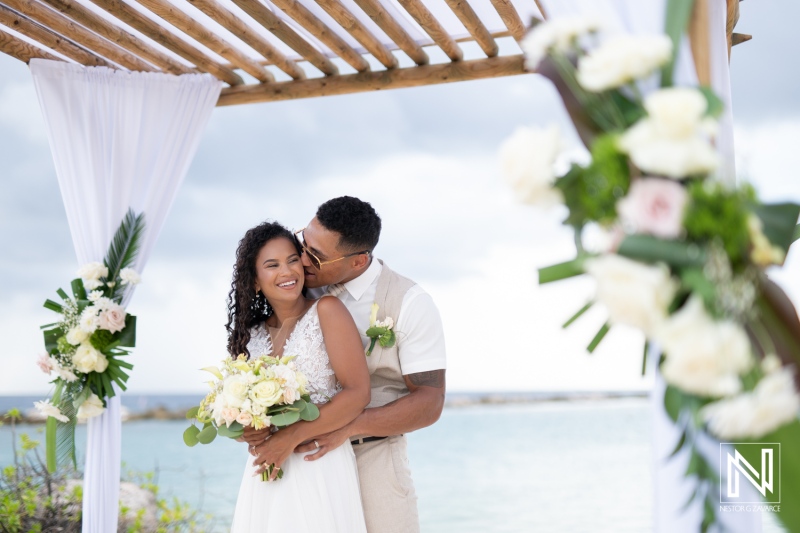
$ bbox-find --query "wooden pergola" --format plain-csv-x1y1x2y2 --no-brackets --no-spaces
0,0,750,105
0,0,551,107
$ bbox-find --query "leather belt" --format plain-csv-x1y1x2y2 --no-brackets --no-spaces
350,436,388,445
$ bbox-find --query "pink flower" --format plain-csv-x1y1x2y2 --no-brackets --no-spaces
221,407,240,427
617,178,688,239
98,304,127,333
37,353,55,374
235,411,253,426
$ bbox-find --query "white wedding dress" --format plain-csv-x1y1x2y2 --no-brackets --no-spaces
230,300,367,533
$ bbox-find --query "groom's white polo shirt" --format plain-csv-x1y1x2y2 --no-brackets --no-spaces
324,259,447,375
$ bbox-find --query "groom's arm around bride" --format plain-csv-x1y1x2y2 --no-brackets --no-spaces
292,196,446,533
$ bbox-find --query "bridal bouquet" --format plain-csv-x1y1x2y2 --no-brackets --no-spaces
502,4,800,531
184,354,320,481
35,209,143,472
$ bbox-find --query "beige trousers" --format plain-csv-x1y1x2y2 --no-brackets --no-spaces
353,435,420,533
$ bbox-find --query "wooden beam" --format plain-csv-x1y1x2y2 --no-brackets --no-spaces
353,0,427,65
533,0,547,20
0,26,61,63
229,0,334,78
397,0,461,61
689,0,711,86
270,0,368,73
134,0,273,83
86,0,244,85
38,0,191,74
490,0,525,40
316,0,397,69
3,0,155,71
444,0,498,57
218,54,526,106
0,4,114,67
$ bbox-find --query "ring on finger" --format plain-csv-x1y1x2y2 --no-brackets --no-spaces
314,440,320,449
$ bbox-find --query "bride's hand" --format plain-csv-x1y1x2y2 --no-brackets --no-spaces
252,427,298,481
242,425,271,446
293,427,349,461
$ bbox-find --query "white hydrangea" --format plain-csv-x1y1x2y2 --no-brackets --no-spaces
521,17,602,70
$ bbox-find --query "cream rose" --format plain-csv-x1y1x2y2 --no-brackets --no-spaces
656,296,752,397
76,262,108,281
577,34,672,92
222,375,249,408
250,379,283,407
619,88,719,179
72,343,109,374
585,255,678,335
500,125,564,207
77,393,106,421
98,303,127,333
66,327,89,346
220,407,240,427
701,368,800,439
235,410,253,426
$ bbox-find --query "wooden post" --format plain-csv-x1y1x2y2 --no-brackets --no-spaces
689,0,711,85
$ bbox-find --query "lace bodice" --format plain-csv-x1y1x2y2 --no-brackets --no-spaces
247,301,341,404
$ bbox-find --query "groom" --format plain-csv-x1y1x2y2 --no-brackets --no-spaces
275,196,446,533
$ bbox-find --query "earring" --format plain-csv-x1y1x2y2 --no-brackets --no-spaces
252,290,273,318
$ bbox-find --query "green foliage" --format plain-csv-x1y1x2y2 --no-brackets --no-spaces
90,329,114,351
555,134,630,228
683,182,753,266
104,209,145,302
56,336,73,355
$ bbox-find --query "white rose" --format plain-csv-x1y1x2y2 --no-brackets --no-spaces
656,296,752,397
283,387,298,404
79,308,99,334
220,407,240,427
577,34,672,92
72,343,108,374
66,327,89,346
619,88,720,179
701,368,800,439
249,379,284,407
521,17,602,70
585,255,677,335
77,393,106,421
98,303,127,333
119,268,141,286
221,375,249,408
76,262,108,281
500,125,564,207
34,399,69,423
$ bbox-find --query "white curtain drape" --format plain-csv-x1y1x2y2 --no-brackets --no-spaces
538,1,757,531
29,58,221,533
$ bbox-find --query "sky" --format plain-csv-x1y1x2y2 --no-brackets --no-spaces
1,0,799,395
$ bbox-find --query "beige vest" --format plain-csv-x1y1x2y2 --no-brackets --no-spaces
366,262,416,409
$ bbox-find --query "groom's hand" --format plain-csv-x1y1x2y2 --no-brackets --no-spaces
294,427,349,461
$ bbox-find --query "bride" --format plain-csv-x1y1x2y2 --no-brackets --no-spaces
227,221,370,532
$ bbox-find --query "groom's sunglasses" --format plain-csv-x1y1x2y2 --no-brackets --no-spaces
293,229,370,270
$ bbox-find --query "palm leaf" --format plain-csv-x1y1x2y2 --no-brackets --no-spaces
104,209,145,300
55,388,78,470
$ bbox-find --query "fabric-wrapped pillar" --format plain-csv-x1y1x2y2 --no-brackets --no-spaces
29,58,221,533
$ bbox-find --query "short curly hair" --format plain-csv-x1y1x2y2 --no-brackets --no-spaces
316,196,381,252
225,221,300,358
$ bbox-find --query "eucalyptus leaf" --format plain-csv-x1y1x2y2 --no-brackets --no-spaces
217,425,244,439
299,402,320,422
185,406,200,420
270,410,300,427
183,425,200,447
197,425,217,444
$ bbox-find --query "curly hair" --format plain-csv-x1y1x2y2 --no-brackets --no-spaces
316,196,381,252
225,221,300,358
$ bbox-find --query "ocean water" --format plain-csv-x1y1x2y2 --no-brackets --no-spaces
0,397,785,532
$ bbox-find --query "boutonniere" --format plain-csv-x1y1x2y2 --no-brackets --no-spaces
365,303,395,356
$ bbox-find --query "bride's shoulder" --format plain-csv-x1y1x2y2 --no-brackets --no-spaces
314,295,348,320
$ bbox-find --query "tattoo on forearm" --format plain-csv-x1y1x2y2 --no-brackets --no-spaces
408,370,445,388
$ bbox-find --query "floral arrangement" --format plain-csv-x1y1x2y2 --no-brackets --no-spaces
365,303,395,356
34,209,144,473
502,6,800,532
184,353,319,481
